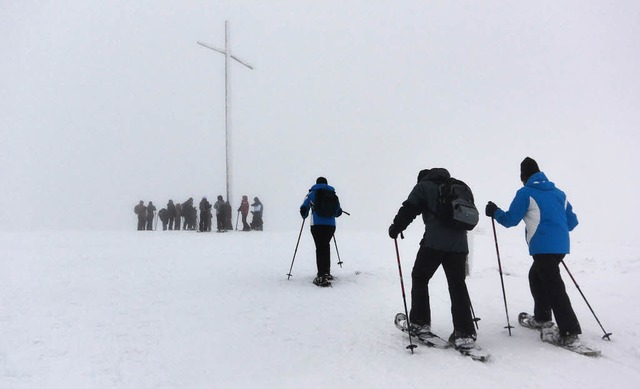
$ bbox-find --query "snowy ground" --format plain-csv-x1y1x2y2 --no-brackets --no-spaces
1,226,639,388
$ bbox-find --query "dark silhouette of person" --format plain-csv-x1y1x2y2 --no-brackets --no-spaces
167,200,176,230
159,208,169,230
199,197,212,232
223,201,233,231
213,195,226,232
146,201,156,231
134,200,146,231
174,202,181,230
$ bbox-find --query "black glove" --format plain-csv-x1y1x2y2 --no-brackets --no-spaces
388,224,401,239
485,201,498,218
336,208,343,217
300,206,309,219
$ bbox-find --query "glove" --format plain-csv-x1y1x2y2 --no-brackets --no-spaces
388,224,401,239
485,201,498,218
336,208,343,217
300,206,309,219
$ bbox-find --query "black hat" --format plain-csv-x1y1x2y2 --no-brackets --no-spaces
520,157,540,183
316,176,328,184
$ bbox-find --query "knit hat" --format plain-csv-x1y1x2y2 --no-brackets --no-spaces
520,157,540,183
316,176,328,184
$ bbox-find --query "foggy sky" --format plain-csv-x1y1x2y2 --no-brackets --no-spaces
1,1,639,244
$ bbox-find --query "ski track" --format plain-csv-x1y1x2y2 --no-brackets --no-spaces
0,230,638,388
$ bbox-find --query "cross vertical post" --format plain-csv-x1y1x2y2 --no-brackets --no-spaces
198,20,253,207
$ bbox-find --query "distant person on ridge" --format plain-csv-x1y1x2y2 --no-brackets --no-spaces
134,200,146,231
223,201,233,231
167,200,176,230
174,202,181,231
158,208,169,230
300,177,342,287
182,198,195,230
486,157,582,347
199,197,212,232
250,197,264,231
146,201,156,231
238,195,250,231
213,195,226,232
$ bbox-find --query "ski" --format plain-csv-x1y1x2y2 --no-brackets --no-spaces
394,313,490,362
518,312,601,357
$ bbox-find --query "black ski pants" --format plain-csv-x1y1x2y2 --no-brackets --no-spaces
241,212,250,231
410,246,476,338
529,254,581,336
137,215,146,231
310,225,335,277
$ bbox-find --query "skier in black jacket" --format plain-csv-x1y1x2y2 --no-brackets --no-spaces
388,168,477,349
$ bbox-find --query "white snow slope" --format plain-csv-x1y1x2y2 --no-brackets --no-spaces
1,226,639,388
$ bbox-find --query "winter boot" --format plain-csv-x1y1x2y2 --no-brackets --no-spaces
558,333,582,347
313,275,331,287
448,331,477,350
407,322,432,337
540,322,559,343
519,312,553,329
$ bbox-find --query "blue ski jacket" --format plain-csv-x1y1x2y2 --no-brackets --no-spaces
494,171,578,255
300,183,342,226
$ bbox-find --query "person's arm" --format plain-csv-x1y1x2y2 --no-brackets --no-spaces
566,201,578,231
494,189,529,228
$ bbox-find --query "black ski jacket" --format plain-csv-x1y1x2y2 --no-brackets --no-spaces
392,168,469,254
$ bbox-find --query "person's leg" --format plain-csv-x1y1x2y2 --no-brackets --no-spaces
311,225,335,276
533,254,581,336
442,252,476,338
409,246,444,326
529,259,552,322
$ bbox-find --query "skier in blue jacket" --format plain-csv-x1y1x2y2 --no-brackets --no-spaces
300,177,342,286
486,157,582,346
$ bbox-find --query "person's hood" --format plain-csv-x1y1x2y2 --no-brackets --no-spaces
417,168,450,183
524,171,556,191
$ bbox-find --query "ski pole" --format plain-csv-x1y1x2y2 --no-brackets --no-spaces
560,259,612,340
286,218,306,280
468,292,481,330
491,217,515,335
393,235,417,354
333,234,343,268
235,211,240,230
